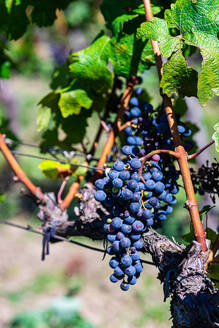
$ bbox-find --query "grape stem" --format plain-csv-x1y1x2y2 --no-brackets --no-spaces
57,178,69,204
188,140,215,160
139,149,179,182
143,0,207,251
0,134,45,202
59,175,84,211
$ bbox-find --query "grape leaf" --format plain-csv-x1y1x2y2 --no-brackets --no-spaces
0,193,6,202
109,33,154,78
39,160,72,179
61,109,91,145
137,18,182,58
0,49,11,79
101,0,140,37
199,205,214,222
165,0,219,104
58,89,92,118
0,0,72,40
36,107,51,132
206,228,217,247
212,123,219,152
69,34,113,95
207,254,219,288
160,51,198,97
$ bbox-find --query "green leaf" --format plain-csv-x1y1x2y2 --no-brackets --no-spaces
182,231,194,243
112,14,139,38
36,107,51,132
0,193,6,202
212,123,219,152
206,228,217,247
207,254,219,288
109,33,154,78
61,109,91,145
39,160,71,179
160,51,198,97
70,158,87,177
0,0,73,40
58,89,92,118
101,0,138,36
0,60,11,79
199,205,214,222
165,0,219,104
69,34,113,95
137,18,182,58
38,92,60,110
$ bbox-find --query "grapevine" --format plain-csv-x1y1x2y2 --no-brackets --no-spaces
0,0,218,326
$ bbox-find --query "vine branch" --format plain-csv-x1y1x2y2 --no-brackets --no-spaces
188,140,215,160
0,134,45,202
142,0,207,251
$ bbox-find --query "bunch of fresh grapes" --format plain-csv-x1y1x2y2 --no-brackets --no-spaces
94,88,191,291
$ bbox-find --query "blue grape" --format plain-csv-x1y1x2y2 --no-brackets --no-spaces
124,216,135,224
130,107,141,117
145,179,156,190
130,251,140,261
128,276,137,285
112,178,123,188
127,180,138,190
121,224,132,234
109,258,119,268
129,97,139,106
146,218,154,226
132,220,144,232
121,255,132,267
130,158,141,169
121,188,133,200
108,170,119,180
116,232,125,240
107,234,116,242
133,239,144,250
120,237,131,248
154,181,165,193
120,282,130,291
124,265,136,276
95,179,105,190
131,172,141,182
134,261,143,273
122,145,132,155
124,126,133,135
114,266,124,277
110,274,119,283
94,190,106,202
113,161,125,171
152,171,163,181
142,209,153,219
111,217,123,229
119,170,130,180
130,233,141,241
129,202,140,213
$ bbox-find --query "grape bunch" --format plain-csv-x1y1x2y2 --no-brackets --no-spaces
94,88,191,291
190,160,219,203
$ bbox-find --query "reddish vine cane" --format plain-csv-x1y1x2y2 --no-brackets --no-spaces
0,134,45,202
143,0,207,251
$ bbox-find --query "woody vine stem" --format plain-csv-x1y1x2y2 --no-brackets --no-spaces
142,0,207,251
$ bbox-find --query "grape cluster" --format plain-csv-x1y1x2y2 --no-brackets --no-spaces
190,160,219,203
94,88,191,291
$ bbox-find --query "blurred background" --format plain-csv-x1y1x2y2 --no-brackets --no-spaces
0,2,218,327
